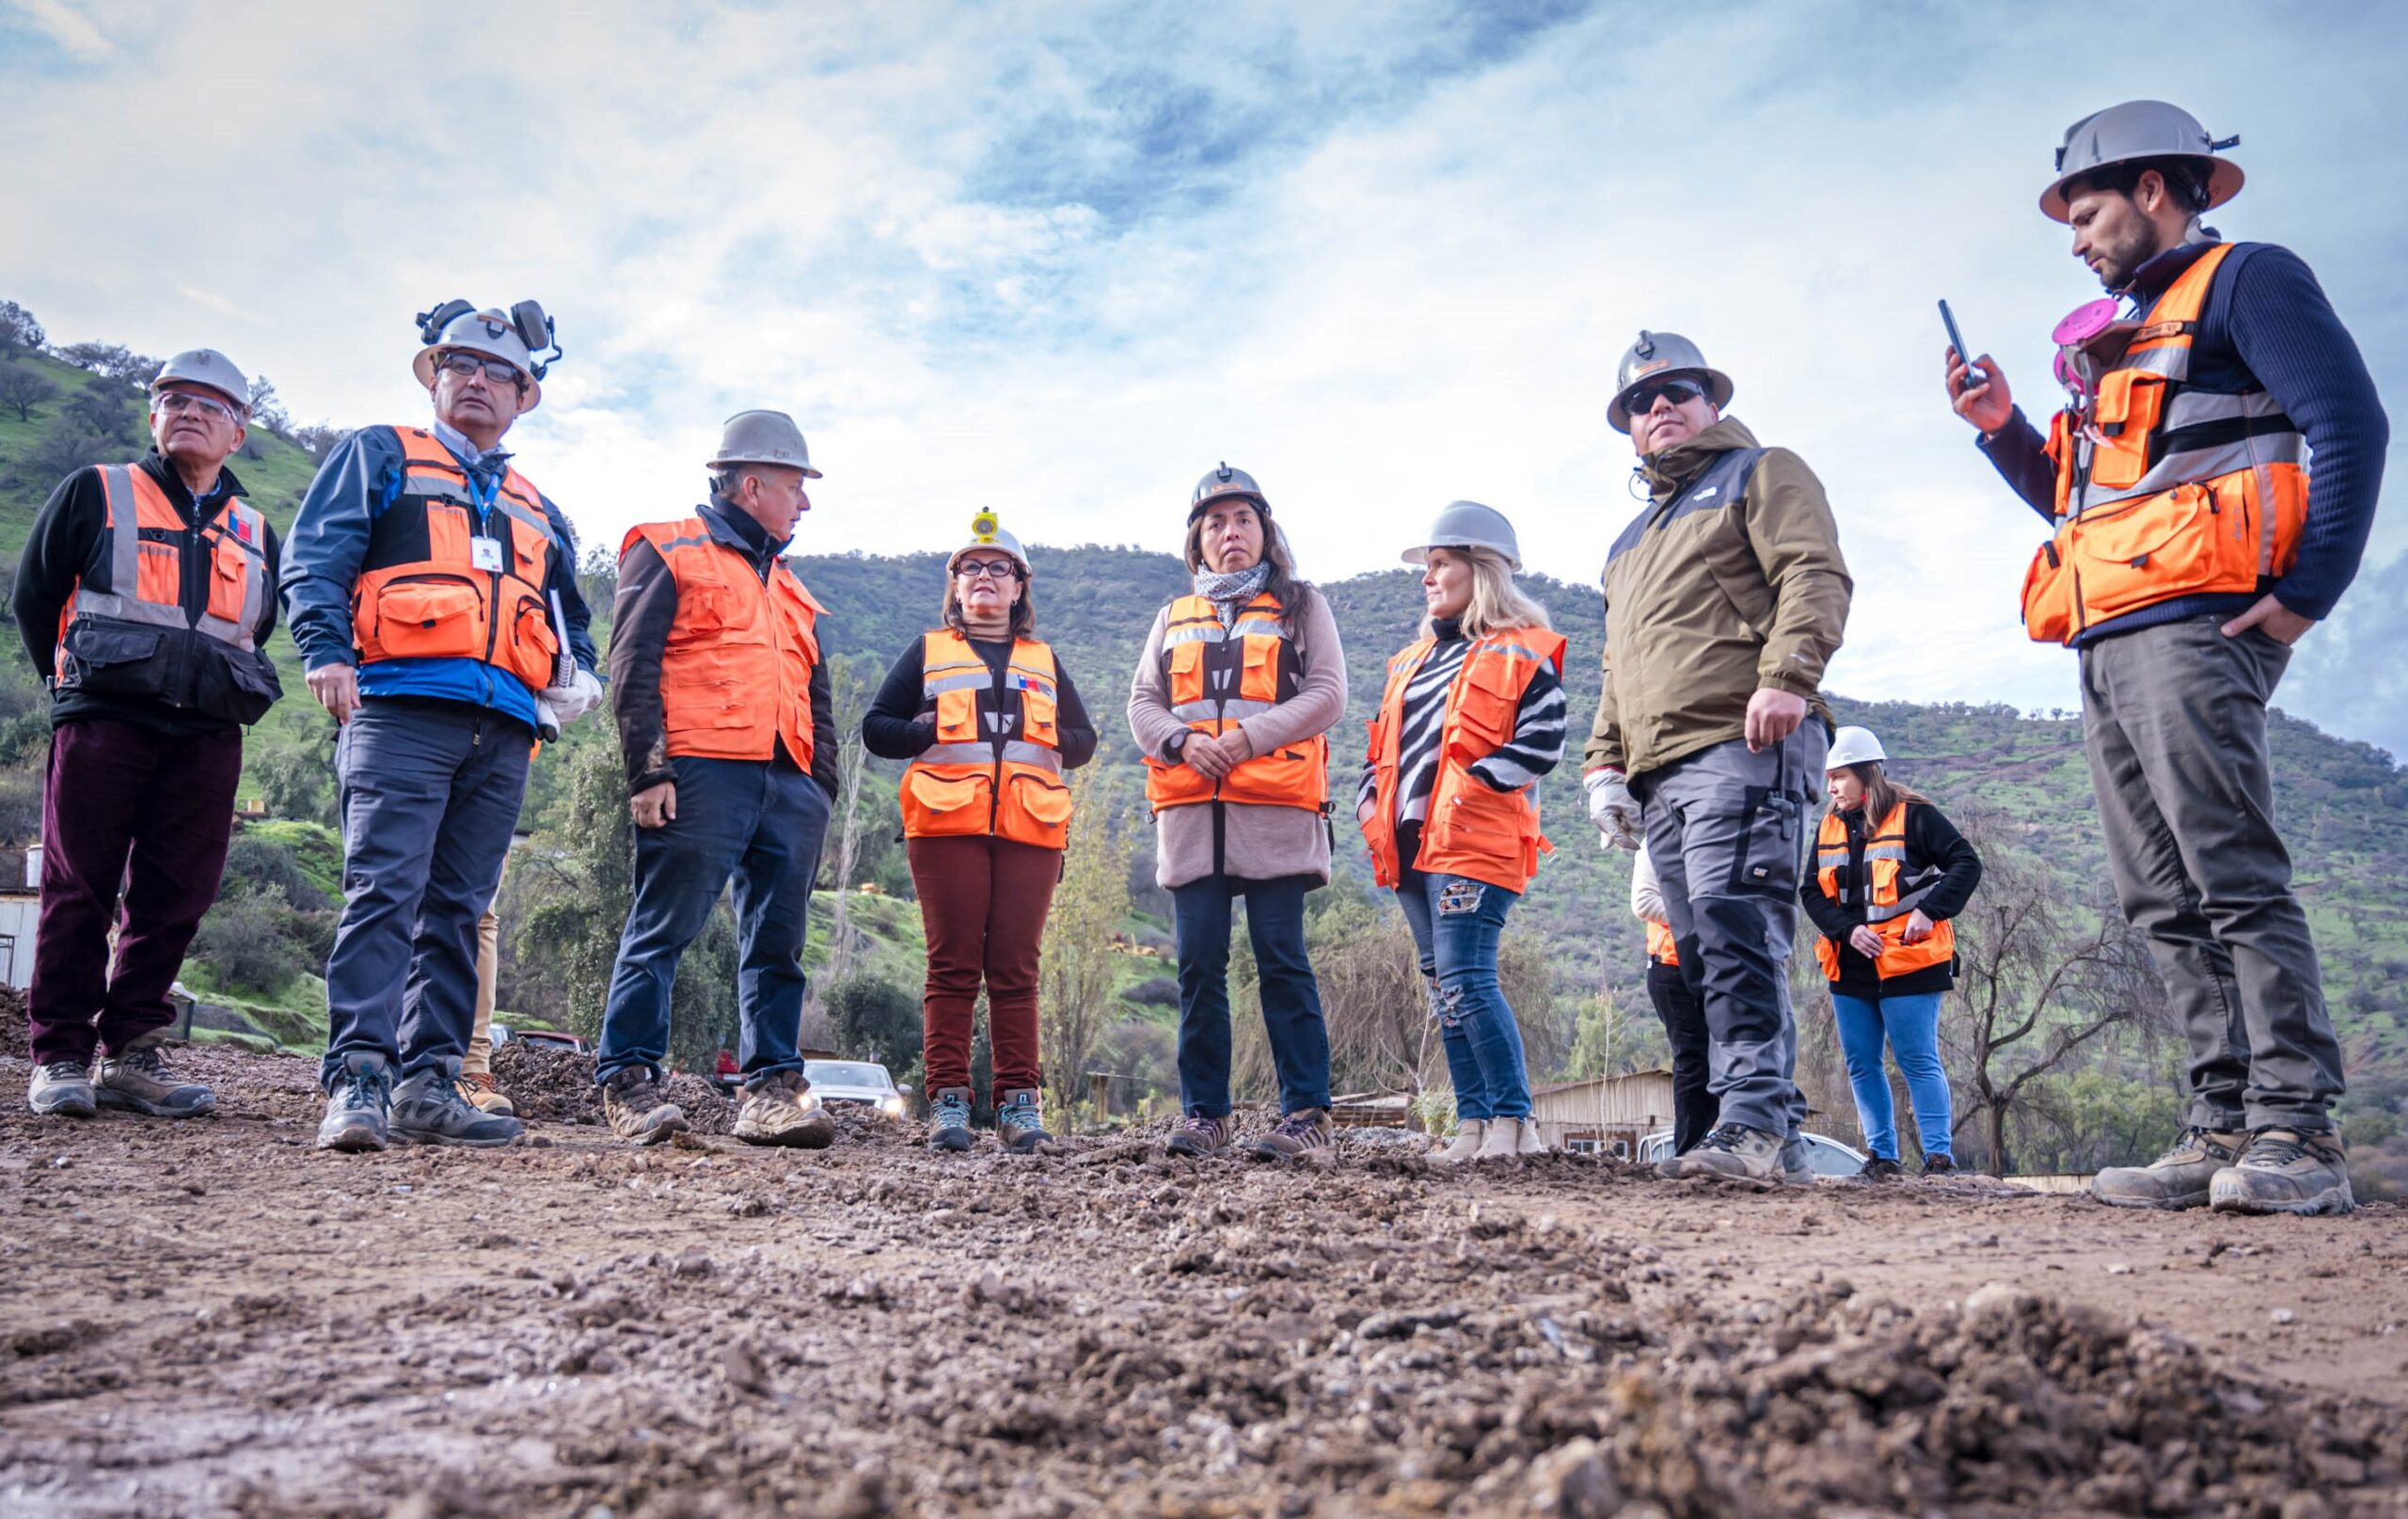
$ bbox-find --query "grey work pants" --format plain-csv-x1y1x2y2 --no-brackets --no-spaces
1634,723,1827,1137
2081,614,2343,1131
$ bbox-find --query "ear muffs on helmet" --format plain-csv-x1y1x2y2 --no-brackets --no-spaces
510,300,562,380
414,298,476,345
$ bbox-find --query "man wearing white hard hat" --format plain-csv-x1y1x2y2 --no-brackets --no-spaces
1944,102,2387,1216
284,301,600,1154
14,350,283,1120
1582,330,1852,1187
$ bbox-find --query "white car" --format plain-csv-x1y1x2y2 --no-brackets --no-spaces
804,1059,909,1119
1637,1129,1867,1178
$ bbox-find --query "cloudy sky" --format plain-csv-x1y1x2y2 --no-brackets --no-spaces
6,0,2402,752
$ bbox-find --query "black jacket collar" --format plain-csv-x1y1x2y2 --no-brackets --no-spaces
136,449,246,526
698,498,784,575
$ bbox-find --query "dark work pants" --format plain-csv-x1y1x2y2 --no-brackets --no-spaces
322,703,531,1090
907,833,1059,1100
2082,615,2343,1131
28,719,243,1067
1645,959,1718,1153
1171,873,1332,1117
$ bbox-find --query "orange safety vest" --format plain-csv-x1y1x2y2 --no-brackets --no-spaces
899,629,1073,848
1361,626,1566,894
622,514,823,771
1141,591,1329,815
1644,919,1679,968
1813,801,1955,982
351,426,562,690
2020,243,2309,644
54,464,278,724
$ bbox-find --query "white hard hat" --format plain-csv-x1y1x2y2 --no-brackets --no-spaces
2040,101,2242,224
411,299,559,413
948,509,1029,575
1402,499,1522,573
1827,725,1887,769
708,409,821,478
150,350,250,416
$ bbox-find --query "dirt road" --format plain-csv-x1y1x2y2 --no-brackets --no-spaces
4,1041,2405,1517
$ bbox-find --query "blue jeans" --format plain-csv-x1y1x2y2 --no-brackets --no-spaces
323,702,531,1090
1394,867,1531,1120
596,757,830,1085
1171,873,1331,1116
1830,990,1954,1162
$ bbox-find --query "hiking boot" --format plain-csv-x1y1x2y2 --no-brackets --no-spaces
391,1068,524,1147
455,1070,515,1117
601,1067,689,1146
315,1055,390,1153
27,1060,96,1118
734,1070,836,1149
92,1034,214,1118
1164,1109,1232,1158
1664,1122,1784,1183
1776,1133,1815,1187
1434,1119,1486,1163
2091,1125,2243,1211
1253,1108,1334,1162
1475,1116,1523,1162
1859,1157,1903,1181
1921,1153,1957,1179
927,1086,974,1153
2210,1128,2354,1217
995,1087,1052,1154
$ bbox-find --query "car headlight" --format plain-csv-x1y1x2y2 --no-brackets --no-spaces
879,1095,906,1117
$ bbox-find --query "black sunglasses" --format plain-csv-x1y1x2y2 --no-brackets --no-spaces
1624,377,1705,415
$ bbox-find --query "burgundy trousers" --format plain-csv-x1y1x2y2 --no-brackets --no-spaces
29,719,243,1067
906,833,1060,1100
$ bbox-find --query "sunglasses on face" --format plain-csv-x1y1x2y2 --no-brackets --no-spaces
956,560,1020,581
436,352,527,388
1625,378,1706,415
152,391,239,423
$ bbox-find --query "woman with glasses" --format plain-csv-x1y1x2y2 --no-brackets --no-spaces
862,512,1097,1154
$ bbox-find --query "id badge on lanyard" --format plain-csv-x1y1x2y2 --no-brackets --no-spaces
466,469,506,573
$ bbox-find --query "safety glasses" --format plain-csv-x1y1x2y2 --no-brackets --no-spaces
436,351,528,388
1623,377,1706,415
151,390,240,423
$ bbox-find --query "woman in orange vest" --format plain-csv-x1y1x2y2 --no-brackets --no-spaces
862,512,1096,1155
1799,726,1983,1179
1357,502,1567,1163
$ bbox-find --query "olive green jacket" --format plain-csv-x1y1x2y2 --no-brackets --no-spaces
1583,417,1851,780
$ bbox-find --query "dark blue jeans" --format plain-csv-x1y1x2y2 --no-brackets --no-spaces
596,757,830,1085
323,701,531,1090
1172,873,1331,1116
1394,867,1531,1120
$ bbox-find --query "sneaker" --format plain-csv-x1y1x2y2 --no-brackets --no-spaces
92,1035,214,1118
2210,1128,2354,1217
927,1086,974,1153
2091,1125,2243,1211
316,1055,391,1153
601,1067,689,1146
27,1060,97,1118
1164,1109,1232,1158
455,1070,516,1117
1663,1122,1784,1183
1434,1119,1486,1164
995,1087,1052,1154
391,1068,524,1147
1475,1116,1523,1162
733,1070,836,1149
1252,1108,1334,1162
1921,1153,1957,1178
1858,1157,1903,1181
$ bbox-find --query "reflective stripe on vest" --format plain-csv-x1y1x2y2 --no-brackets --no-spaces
624,515,822,771
59,465,268,653
901,628,1073,847
1143,591,1328,815
2020,244,2310,645
1813,802,1955,982
1360,625,1565,895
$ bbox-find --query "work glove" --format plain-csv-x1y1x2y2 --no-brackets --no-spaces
1585,767,1641,851
535,666,604,741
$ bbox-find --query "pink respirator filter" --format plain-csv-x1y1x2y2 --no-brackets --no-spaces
2052,297,2122,401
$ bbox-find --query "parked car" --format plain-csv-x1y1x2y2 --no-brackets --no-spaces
803,1059,909,1119
492,1022,590,1056
1636,1129,1866,1178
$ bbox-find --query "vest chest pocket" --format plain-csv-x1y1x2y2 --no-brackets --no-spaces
670,579,760,643
1018,683,1059,745
206,548,251,624
1239,635,1282,703
1446,657,1522,754
372,578,484,659
2087,371,2166,490
1000,770,1074,843
2068,483,2251,624
1166,638,1208,705
903,768,993,837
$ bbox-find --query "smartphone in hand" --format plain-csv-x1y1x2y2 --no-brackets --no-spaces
1940,299,1985,385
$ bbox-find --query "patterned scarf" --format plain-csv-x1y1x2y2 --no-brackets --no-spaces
1194,561,1271,626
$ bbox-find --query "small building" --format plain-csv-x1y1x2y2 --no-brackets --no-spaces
1329,1090,1422,1131
1528,1070,1676,1158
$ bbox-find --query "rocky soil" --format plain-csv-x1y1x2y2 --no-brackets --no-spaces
3,1036,2407,1517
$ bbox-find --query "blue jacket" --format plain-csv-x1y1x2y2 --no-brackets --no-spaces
282,423,598,730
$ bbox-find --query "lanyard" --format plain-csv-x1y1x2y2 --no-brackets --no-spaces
464,466,501,531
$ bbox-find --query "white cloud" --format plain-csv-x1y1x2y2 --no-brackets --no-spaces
6,0,111,60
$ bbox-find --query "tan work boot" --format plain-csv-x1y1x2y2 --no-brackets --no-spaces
1665,1122,1783,1183
2091,1125,2242,1210
1513,1117,1549,1157
734,1069,836,1148
92,1035,214,1118
601,1067,689,1146
1434,1119,1486,1163
456,1070,516,1117
2210,1128,2353,1217
1474,1117,1522,1162
27,1060,97,1118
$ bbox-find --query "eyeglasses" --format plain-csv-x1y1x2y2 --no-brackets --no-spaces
955,560,1021,581
152,391,239,423
1624,378,1706,415
436,352,527,388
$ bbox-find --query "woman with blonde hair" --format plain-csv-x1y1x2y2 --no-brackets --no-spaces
1357,501,1568,1162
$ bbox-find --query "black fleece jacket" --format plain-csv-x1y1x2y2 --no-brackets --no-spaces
1798,799,1983,999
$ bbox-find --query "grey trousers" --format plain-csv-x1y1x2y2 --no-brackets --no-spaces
1635,722,1828,1137
2082,615,2344,1131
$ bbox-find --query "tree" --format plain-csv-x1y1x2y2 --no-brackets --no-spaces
24,419,118,482
1310,890,1442,1098
52,342,159,390
821,654,876,984
0,300,43,361
62,376,135,440
290,423,352,463
1562,984,1671,1081
1039,766,1133,1110
0,364,56,421
825,973,921,1071
247,375,291,435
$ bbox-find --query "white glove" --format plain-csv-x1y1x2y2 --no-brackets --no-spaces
1585,767,1641,851
540,666,603,731
534,694,562,744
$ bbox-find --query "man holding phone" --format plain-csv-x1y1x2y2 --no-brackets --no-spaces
1944,102,2389,1216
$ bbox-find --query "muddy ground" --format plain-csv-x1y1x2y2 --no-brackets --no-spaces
4,1038,2407,1518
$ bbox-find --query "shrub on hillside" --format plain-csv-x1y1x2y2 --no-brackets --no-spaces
222,832,331,911
825,973,922,1072
24,419,119,482
1125,974,1178,1008
189,880,308,997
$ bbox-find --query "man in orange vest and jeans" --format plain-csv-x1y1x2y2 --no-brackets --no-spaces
596,410,840,1148
1946,103,2388,1215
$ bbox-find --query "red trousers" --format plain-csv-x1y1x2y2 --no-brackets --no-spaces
906,834,1059,1100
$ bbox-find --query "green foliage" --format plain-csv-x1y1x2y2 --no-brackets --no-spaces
188,879,310,997
1041,766,1136,1106
515,737,637,1039
825,973,923,1072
